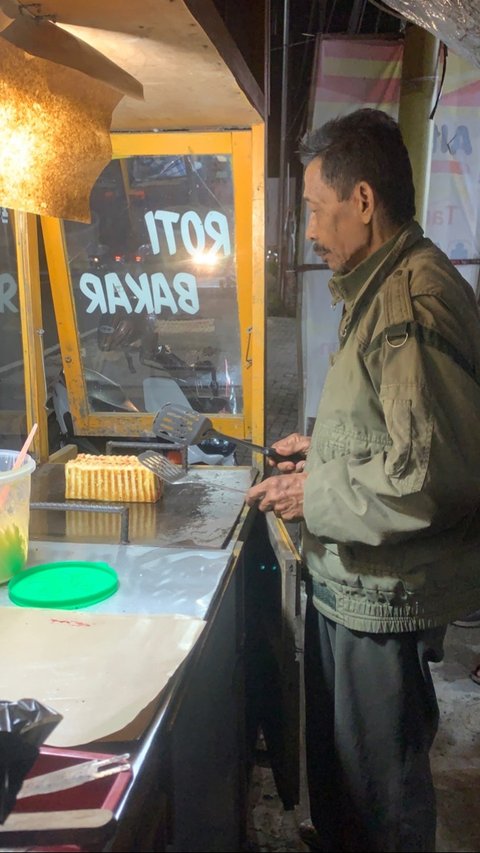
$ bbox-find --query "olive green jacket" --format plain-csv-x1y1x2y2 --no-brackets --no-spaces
302,221,480,632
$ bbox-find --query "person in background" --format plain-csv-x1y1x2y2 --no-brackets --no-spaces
247,108,480,852
451,609,480,684
469,656,480,683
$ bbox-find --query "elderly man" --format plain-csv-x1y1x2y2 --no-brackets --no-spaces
247,108,480,851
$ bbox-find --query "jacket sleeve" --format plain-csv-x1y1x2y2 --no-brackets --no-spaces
303,293,480,546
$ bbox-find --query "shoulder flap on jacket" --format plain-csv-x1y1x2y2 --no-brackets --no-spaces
383,267,414,332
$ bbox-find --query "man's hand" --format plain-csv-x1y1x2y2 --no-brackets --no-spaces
268,433,311,472
246,471,307,522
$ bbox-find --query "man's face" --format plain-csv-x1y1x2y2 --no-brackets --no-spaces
303,157,370,273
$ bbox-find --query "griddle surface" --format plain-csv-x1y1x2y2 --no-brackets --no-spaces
30,463,254,550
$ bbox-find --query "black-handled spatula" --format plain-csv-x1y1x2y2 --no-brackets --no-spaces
152,403,304,464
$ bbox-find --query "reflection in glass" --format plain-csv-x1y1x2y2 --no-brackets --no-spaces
0,208,26,448
63,154,242,418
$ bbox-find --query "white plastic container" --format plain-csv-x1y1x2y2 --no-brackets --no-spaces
0,450,36,583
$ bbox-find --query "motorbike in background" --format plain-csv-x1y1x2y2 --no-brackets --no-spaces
48,366,237,465
47,305,238,463
96,310,238,415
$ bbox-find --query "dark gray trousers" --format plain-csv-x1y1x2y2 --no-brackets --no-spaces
304,596,446,852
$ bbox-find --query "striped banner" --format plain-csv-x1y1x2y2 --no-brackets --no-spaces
312,37,403,123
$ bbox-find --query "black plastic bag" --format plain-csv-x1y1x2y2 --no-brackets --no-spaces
0,698,63,823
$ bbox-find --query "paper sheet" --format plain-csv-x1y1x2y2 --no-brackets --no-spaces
0,607,205,747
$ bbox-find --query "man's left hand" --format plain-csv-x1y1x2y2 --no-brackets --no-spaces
246,472,307,521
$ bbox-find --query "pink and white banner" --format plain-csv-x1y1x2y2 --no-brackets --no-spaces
309,37,480,262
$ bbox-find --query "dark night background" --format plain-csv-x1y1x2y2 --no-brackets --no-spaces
209,1,404,307
211,0,403,181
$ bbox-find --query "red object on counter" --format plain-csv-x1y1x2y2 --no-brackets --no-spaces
13,745,132,812
7,746,132,852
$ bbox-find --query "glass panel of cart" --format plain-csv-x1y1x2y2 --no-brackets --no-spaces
63,154,242,417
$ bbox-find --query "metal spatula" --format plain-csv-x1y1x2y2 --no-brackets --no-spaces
152,403,304,464
138,451,246,493
18,754,131,799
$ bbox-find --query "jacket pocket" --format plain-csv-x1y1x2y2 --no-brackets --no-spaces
382,397,412,476
381,393,433,493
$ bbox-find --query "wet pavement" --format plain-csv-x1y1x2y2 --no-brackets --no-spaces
265,316,300,446
244,314,309,852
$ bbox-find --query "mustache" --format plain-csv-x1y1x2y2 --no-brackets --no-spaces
313,241,327,254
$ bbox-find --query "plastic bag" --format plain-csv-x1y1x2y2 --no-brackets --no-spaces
0,697,63,822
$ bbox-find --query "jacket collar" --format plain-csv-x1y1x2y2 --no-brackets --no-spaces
328,220,424,308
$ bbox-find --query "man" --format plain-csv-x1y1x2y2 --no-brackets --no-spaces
246,108,480,852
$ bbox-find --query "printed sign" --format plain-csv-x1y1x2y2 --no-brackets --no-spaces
78,208,232,316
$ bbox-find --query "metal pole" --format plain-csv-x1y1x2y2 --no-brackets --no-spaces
347,0,367,34
398,25,439,230
277,0,290,304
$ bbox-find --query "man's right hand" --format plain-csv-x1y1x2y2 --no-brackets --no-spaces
268,432,311,472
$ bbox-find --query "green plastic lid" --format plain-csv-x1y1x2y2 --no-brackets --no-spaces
8,561,119,610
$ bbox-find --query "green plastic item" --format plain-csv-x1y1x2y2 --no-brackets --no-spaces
8,560,119,610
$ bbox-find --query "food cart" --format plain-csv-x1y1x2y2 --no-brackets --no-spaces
0,1,301,850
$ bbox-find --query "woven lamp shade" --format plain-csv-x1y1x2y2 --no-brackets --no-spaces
0,4,143,222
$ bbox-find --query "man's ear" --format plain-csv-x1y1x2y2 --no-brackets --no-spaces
355,181,375,223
